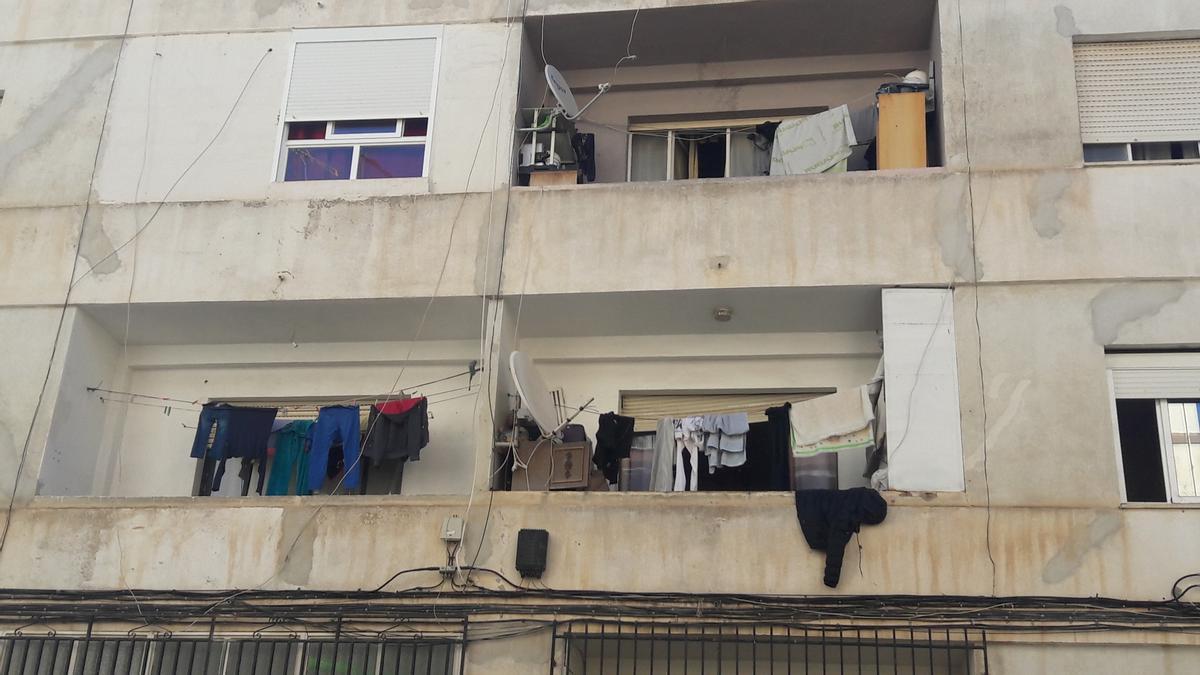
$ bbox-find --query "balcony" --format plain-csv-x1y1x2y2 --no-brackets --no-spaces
516,0,946,187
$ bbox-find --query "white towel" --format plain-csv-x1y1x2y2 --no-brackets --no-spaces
650,417,677,492
673,417,705,491
790,386,875,448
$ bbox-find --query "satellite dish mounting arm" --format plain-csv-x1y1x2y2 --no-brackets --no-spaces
560,83,610,121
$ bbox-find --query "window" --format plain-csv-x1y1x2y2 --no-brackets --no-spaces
277,26,440,181
626,111,820,181
1074,39,1200,164
1108,355,1200,503
281,117,429,181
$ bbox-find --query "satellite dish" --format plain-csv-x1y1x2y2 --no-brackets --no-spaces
545,65,580,119
510,351,559,437
545,64,612,121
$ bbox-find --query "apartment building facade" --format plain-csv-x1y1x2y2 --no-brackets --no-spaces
1,0,1199,672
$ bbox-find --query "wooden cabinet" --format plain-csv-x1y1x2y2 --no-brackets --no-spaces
877,92,928,170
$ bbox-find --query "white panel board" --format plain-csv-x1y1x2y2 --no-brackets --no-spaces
882,288,965,492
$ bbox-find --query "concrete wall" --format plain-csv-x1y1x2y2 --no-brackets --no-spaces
955,0,1200,170
5,495,1199,601
40,310,122,496
989,643,1200,674
4,0,1200,668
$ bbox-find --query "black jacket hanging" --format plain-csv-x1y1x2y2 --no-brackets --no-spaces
794,488,888,588
593,412,635,484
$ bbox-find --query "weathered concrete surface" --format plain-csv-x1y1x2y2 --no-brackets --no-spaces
0,308,68,506
503,171,971,295
0,39,120,208
952,281,1200,509
989,643,1200,674
971,165,1200,283
956,0,1200,170
0,206,81,306
3,495,1198,602
61,195,492,305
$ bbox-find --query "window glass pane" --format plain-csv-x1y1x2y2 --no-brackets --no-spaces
1114,399,1167,502
672,135,690,179
403,118,429,137
284,147,353,181
1082,143,1128,162
629,134,667,181
331,119,397,135
287,121,327,140
357,145,425,179
1168,402,1200,498
673,129,727,179
1182,142,1200,160
729,129,771,177
1132,142,1173,161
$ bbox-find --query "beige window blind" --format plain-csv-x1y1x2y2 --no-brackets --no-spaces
620,391,829,433
1074,39,1200,143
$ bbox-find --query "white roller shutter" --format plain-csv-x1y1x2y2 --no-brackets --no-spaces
1074,39,1200,143
1111,368,1200,399
286,38,437,122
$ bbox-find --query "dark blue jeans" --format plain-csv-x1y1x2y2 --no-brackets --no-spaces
308,406,362,492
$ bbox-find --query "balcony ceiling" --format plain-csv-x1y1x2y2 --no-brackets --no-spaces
81,286,882,345
527,0,936,70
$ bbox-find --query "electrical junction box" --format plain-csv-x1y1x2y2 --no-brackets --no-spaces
441,515,465,543
515,529,549,578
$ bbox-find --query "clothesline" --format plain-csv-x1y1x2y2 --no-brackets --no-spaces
97,386,480,417
88,386,198,406
98,395,202,413
83,365,482,413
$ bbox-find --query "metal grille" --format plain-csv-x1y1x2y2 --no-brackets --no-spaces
552,622,988,675
0,636,460,675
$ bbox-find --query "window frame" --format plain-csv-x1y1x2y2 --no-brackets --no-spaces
271,24,443,183
279,118,430,181
1107,356,1200,504
1084,141,1200,165
626,114,807,182
1157,399,1200,504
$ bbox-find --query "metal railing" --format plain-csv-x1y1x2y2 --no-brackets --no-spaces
0,631,461,675
552,622,988,675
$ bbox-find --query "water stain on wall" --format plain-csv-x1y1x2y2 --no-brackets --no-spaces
1042,511,1120,584
0,41,120,186
1090,282,1186,345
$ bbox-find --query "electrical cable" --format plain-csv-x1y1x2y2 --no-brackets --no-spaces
70,48,274,289
954,0,999,596
609,7,641,82
457,0,531,589
367,567,444,594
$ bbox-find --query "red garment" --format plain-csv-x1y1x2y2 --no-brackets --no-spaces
376,397,425,415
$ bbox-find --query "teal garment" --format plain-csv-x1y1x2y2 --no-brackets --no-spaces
266,421,315,496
